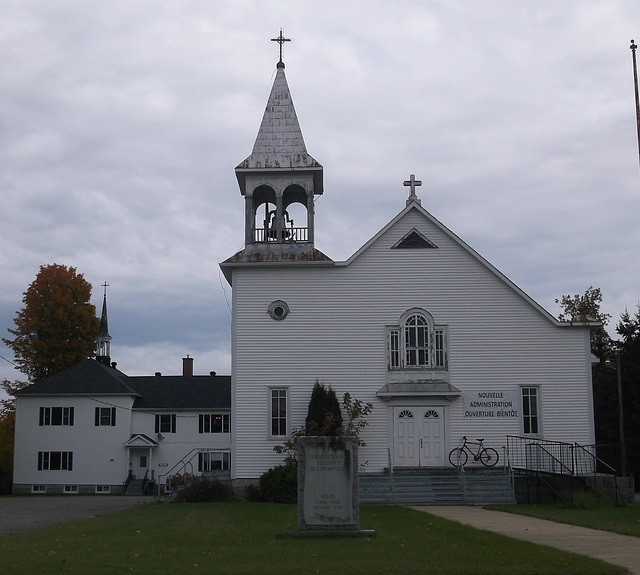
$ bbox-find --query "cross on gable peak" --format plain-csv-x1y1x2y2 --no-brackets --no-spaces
403,174,422,206
271,29,291,68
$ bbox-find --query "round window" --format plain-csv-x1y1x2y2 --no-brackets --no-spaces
268,300,290,321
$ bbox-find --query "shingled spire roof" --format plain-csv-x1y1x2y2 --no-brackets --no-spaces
98,291,110,338
95,283,112,366
236,65,322,173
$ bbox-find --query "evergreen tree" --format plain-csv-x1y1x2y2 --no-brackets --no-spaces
305,381,343,436
616,306,640,481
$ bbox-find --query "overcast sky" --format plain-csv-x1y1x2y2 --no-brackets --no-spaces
2,1,639,390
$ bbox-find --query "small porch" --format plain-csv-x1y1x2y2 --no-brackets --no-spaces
123,434,159,495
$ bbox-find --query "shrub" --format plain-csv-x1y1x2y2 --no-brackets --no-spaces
244,483,262,502
258,465,297,504
173,476,233,503
306,381,342,436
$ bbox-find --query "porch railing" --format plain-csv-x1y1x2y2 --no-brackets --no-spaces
505,435,632,504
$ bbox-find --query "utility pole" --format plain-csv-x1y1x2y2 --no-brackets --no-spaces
631,40,640,176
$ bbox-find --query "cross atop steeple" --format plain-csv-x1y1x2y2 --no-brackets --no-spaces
271,29,291,68
102,281,109,297
403,174,422,206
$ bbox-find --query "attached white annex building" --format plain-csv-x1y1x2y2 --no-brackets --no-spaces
220,53,596,489
12,293,231,495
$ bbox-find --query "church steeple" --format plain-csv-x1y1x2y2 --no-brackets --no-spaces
234,31,323,253
95,282,112,366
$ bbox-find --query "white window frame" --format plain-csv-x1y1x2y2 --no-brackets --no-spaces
95,485,111,494
38,451,73,471
388,309,448,370
198,451,231,472
199,413,230,434
95,407,116,427
39,406,74,426
521,386,541,436
269,387,289,438
63,485,78,494
155,413,177,434
31,485,46,494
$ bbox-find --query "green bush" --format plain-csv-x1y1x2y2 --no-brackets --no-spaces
258,465,297,503
306,381,342,436
173,476,233,503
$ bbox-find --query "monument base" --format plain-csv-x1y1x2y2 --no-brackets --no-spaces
280,529,377,538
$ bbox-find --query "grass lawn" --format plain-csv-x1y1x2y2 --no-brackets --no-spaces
0,502,627,575
490,502,640,538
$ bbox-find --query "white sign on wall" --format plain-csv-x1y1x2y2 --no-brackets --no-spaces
463,390,519,418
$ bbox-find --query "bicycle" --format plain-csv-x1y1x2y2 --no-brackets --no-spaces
448,436,499,467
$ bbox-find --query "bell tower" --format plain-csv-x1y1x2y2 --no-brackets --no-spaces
234,31,324,257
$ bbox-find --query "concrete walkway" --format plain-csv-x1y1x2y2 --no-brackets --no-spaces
413,506,640,575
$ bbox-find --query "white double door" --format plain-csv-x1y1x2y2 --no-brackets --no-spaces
393,406,445,467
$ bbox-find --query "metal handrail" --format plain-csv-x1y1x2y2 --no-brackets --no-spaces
530,443,574,475
156,448,203,496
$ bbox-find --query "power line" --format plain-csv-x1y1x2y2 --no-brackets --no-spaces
0,354,17,367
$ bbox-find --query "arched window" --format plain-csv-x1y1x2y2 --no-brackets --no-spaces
404,313,429,366
388,309,448,371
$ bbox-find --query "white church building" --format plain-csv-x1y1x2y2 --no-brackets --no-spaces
220,50,596,490
12,44,597,497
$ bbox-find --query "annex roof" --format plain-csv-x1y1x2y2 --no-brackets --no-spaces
127,375,231,410
13,359,135,396
13,360,231,411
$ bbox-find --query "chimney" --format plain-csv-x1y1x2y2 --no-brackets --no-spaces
182,355,194,377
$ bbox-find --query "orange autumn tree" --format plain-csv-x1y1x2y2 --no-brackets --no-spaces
3,264,100,382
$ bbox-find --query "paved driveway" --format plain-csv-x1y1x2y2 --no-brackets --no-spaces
0,496,154,536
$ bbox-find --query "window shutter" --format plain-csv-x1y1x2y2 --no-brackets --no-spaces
199,414,204,433
39,407,44,426
111,407,116,426
95,407,100,426
155,415,160,434
69,407,74,426
37,452,43,471
68,452,73,471
171,414,177,433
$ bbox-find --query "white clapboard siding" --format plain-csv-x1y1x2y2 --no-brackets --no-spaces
230,205,594,478
13,395,135,486
13,396,232,489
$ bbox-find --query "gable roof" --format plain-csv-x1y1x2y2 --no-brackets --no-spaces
340,200,598,329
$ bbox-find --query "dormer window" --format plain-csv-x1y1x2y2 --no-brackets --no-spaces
388,309,447,370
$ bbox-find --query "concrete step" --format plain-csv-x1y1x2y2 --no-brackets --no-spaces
125,479,144,495
359,467,516,506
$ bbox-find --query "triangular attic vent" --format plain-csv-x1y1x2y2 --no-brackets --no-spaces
392,229,438,249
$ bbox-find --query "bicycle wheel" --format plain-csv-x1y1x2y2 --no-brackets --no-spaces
479,447,499,467
448,447,468,467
